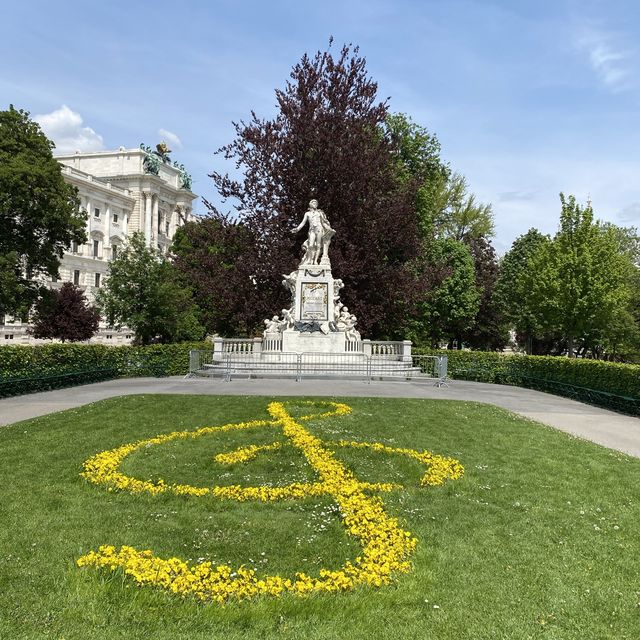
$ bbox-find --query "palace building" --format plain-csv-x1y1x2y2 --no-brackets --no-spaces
0,145,198,345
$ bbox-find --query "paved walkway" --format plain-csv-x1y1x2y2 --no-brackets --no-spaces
1,376,638,456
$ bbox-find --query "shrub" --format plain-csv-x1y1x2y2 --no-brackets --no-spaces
0,342,209,398
415,349,639,414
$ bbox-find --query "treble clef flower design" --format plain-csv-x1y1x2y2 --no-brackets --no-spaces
77,401,463,603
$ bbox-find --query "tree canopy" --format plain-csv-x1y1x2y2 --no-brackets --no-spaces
0,106,86,314
97,233,205,345
196,43,425,339
30,282,99,342
497,196,637,358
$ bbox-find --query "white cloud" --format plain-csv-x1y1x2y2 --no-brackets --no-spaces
158,128,182,149
575,27,633,91
35,105,104,153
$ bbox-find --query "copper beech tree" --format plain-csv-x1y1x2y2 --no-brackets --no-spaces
175,43,427,339
30,283,99,342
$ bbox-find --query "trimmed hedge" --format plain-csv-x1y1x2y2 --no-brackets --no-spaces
415,349,640,414
0,342,209,398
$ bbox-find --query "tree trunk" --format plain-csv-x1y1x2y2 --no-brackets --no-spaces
567,335,574,358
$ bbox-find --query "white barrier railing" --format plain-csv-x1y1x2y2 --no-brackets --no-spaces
263,335,283,352
370,341,403,356
221,339,255,354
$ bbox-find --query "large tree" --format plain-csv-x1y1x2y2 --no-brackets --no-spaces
523,195,635,357
463,236,509,350
384,113,450,238
172,216,259,337
97,233,205,345
0,106,86,314
409,238,479,348
30,282,99,342
203,43,424,338
431,173,494,242
494,228,553,354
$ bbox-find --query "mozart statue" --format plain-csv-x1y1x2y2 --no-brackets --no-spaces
293,199,335,265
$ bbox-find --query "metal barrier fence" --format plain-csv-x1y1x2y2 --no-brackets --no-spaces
0,367,119,399
187,350,448,385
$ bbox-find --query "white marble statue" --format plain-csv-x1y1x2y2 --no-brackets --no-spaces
263,315,282,334
344,314,361,342
280,307,295,330
335,306,350,331
282,271,297,298
294,199,336,265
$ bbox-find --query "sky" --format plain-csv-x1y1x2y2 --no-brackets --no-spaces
1,0,639,252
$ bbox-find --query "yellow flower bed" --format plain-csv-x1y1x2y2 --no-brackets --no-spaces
77,401,463,603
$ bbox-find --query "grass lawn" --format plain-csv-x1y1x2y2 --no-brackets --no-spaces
1,394,638,639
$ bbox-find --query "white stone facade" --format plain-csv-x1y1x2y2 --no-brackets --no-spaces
0,147,198,345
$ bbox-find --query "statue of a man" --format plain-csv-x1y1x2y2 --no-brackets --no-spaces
293,199,335,265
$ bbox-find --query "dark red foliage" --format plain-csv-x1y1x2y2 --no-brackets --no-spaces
172,214,263,336
201,43,423,338
30,282,99,342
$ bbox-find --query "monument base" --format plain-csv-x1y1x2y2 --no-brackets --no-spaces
281,329,353,354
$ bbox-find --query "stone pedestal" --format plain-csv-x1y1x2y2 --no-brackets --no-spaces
292,264,336,323
281,329,347,354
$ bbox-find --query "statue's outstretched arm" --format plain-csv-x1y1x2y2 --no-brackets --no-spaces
293,212,308,233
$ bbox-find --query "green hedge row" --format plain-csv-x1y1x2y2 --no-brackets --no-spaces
0,342,209,398
415,349,640,413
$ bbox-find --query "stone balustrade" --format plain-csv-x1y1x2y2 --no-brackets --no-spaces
213,337,411,361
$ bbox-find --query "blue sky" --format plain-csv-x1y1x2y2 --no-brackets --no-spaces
2,0,639,251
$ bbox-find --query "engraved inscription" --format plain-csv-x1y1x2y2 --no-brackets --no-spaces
300,282,328,320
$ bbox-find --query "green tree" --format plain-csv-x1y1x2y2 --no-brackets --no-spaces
524,195,635,357
97,233,205,344
494,228,553,353
463,237,509,350
30,282,99,342
384,113,450,238
432,173,494,242
410,238,479,348
0,106,86,314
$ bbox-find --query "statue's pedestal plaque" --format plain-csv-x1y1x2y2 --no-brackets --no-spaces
293,266,334,323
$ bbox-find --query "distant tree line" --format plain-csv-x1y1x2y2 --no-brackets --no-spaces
1,44,637,360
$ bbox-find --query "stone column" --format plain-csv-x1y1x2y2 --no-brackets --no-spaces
213,337,224,361
105,203,111,252
402,340,412,363
252,337,263,358
152,195,159,246
143,191,152,247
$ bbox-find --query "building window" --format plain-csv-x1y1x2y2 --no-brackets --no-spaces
93,240,99,257
51,275,57,283
106,334,113,339
94,207,100,218
94,273,101,287
73,270,80,286
165,221,170,235
112,245,118,260
5,334,14,340
125,334,132,339
71,240,78,253
113,212,119,223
